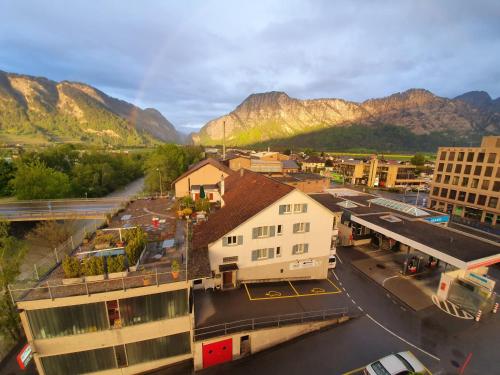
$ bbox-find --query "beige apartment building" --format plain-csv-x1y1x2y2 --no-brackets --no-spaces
428,136,500,226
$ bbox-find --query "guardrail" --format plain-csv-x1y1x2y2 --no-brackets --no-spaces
0,197,128,205
9,268,187,303
193,307,348,341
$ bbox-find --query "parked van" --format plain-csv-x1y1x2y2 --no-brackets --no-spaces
328,255,336,269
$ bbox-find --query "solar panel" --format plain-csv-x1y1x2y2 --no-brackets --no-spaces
369,197,429,217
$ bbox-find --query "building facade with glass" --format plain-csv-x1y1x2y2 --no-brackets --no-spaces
17,281,192,375
428,136,500,226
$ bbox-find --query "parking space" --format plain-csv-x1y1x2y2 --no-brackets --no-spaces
244,279,341,301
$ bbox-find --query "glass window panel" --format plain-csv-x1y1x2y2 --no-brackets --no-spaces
41,347,116,375
120,290,188,326
125,332,191,365
27,302,108,339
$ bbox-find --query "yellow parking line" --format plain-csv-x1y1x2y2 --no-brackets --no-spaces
289,281,300,296
243,283,254,301
341,366,365,375
423,365,433,375
326,277,342,293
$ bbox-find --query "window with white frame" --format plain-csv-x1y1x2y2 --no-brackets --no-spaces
227,236,237,245
257,226,269,237
276,246,281,257
293,203,308,213
292,243,309,255
293,222,310,233
223,235,242,246
257,248,268,259
279,204,292,214
277,225,282,235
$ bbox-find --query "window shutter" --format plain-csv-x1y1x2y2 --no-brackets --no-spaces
252,228,258,239
292,245,298,255
305,223,310,232
293,223,299,233
302,203,308,213
251,250,259,261
237,235,243,245
222,237,228,246
304,244,309,253
279,205,285,215
269,226,276,237
268,248,275,258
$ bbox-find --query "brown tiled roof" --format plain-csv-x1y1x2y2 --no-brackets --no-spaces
192,170,295,250
172,158,235,185
188,245,211,279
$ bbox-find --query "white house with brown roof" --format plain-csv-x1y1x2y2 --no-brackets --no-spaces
190,170,334,289
173,158,234,199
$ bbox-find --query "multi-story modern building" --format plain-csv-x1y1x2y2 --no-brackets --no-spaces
428,135,500,226
330,156,426,189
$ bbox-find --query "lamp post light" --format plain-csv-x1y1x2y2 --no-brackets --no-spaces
156,168,163,197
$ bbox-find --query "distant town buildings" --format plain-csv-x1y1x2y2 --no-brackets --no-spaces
428,135,499,226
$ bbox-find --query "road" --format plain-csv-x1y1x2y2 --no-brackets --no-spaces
200,246,499,375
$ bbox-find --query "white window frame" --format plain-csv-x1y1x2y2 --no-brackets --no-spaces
294,204,303,213
257,248,268,260
257,226,269,238
227,235,238,245
276,246,281,257
277,224,282,235
295,244,306,254
282,204,292,214
296,223,306,233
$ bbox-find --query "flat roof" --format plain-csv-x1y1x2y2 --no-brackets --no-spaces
351,213,500,269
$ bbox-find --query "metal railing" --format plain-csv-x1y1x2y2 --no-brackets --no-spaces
193,307,348,341
0,210,112,220
9,268,187,303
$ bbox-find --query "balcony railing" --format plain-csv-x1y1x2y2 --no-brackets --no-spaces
9,268,187,303
193,307,348,341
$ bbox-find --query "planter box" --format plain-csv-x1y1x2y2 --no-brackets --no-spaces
85,274,106,282
62,277,84,285
128,266,137,272
108,271,128,279
95,243,111,250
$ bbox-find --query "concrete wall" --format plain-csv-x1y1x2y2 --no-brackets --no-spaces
207,189,333,282
229,157,251,171
174,164,230,198
193,318,348,371
285,178,329,193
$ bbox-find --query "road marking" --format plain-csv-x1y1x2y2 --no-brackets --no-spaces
366,314,440,362
326,277,342,293
351,299,356,304
357,306,364,312
382,275,399,286
341,366,365,375
336,254,343,264
431,295,474,320
400,306,407,311
332,270,339,281
265,291,282,297
288,281,300,296
342,287,346,292
346,292,351,297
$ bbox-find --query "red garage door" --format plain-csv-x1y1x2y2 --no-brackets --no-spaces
202,338,232,368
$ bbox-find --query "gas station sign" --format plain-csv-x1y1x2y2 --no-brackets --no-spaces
17,343,33,370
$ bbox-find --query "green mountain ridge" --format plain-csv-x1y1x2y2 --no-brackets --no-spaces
191,90,500,151
0,70,181,146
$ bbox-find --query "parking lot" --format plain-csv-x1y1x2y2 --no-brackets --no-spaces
244,279,341,301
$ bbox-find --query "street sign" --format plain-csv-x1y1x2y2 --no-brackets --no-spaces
17,343,33,370
424,215,449,224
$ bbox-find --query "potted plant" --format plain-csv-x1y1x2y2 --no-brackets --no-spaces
83,256,105,282
107,255,128,279
62,256,83,285
171,260,180,279
94,233,114,250
124,228,147,271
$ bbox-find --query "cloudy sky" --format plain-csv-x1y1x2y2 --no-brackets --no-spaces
1,1,499,133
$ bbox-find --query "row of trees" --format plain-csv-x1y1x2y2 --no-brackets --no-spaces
144,144,203,194
0,145,145,199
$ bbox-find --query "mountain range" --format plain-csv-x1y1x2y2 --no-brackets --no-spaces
191,89,500,151
0,70,181,146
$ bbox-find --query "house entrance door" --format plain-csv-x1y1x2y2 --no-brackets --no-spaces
222,271,233,289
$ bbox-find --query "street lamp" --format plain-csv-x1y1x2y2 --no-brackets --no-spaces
156,168,163,197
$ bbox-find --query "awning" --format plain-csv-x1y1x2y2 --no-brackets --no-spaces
219,263,238,272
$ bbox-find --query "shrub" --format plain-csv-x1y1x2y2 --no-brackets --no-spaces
107,255,126,273
195,198,210,212
125,228,147,265
171,260,180,273
62,256,81,278
82,256,104,276
182,208,192,217
95,233,114,245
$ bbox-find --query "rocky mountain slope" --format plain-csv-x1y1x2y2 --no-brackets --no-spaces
191,89,500,148
0,70,180,145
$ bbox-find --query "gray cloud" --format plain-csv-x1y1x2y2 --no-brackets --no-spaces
1,0,499,131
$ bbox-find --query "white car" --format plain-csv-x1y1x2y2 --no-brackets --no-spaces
328,255,336,269
364,351,427,375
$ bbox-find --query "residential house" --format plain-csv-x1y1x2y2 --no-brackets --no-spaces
282,159,300,174
301,156,325,172
190,170,334,289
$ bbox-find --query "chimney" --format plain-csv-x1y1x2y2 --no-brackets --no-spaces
240,168,244,177
220,174,225,196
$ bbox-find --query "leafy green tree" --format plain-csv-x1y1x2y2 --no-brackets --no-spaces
10,160,71,199
144,145,187,194
0,160,15,197
0,221,26,341
411,153,426,166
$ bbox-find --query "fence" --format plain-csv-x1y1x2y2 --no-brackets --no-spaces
9,268,187,303
193,307,348,341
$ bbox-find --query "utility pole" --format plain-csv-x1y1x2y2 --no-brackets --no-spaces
156,168,163,197
222,121,226,160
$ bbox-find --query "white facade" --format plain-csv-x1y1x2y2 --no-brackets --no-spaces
207,189,334,286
